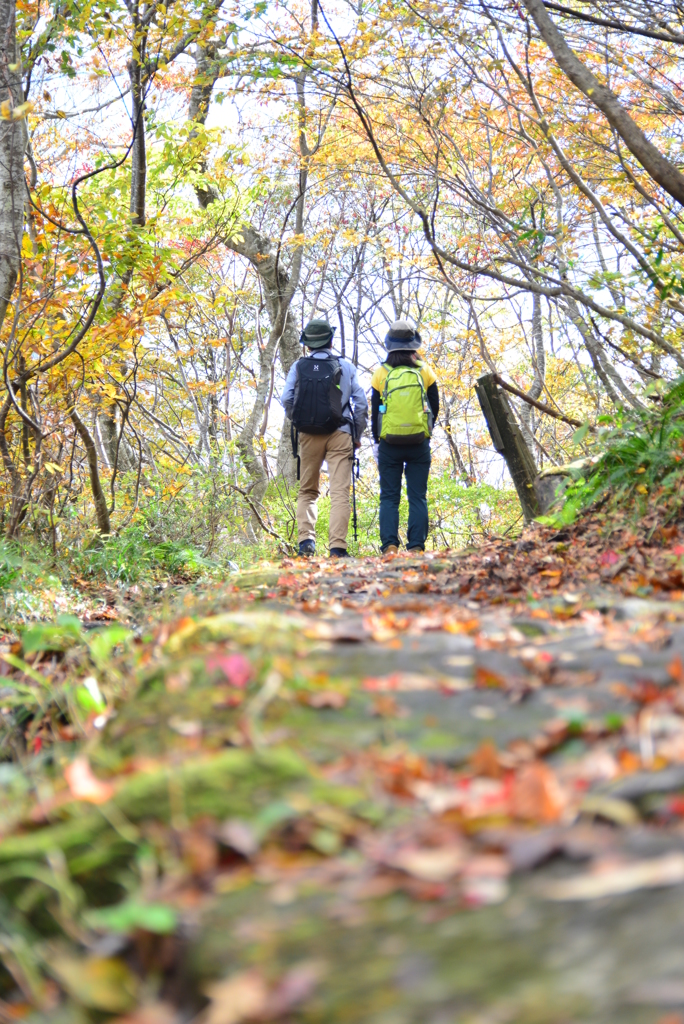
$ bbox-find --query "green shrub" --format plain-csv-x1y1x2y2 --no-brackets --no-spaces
544,376,684,526
72,528,215,584
0,542,26,590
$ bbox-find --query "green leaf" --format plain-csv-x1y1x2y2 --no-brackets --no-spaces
88,625,132,669
84,900,178,935
0,652,52,689
571,421,590,445
21,615,83,654
75,676,106,712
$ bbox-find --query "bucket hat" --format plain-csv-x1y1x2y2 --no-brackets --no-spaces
385,319,421,352
301,318,335,349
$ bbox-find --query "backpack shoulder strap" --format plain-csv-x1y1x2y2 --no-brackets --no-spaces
407,363,427,395
381,363,393,402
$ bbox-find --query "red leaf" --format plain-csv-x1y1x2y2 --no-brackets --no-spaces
206,653,253,688
599,550,620,566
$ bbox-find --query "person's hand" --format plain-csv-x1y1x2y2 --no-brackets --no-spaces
354,440,361,450
372,442,379,464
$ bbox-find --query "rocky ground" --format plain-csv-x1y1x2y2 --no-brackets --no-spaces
4,524,684,1023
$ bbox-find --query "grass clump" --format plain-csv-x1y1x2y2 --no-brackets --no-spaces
72,528,216,585
544,376,684,527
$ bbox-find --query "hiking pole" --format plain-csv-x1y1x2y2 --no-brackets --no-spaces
351,451,360,545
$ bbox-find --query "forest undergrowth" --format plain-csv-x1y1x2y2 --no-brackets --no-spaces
5,400,684,1022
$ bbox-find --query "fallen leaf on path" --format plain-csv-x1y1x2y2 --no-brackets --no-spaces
363,614,399,642
363,672,439,692
461,873,509,906
410,780,466,814
302,620,364,642
304,690,347,709
474,666,507,689
580,794,639,826
370,694,407,717
391,845,465,882
461,854,511,906
203,970,269,1024
542,853,684,901
511,761,567,822
202,962,324,1024
206,653,253,688
616,653,643,667
469,740,503,778
667,655,684,685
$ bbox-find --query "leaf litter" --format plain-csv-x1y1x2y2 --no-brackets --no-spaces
4,527,684,1019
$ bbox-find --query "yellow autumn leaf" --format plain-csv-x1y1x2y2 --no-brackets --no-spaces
636,485,648,494
11,101,34,120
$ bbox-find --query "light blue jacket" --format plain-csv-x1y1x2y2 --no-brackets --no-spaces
281,349,368,439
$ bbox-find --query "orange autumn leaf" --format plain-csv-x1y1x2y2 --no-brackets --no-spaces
64,757,114,805
469,740,503,779
511,761,566,823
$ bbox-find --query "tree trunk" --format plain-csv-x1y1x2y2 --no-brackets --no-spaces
128,24,147,228
98,405,137,473
519,293,545,461
0,0,27,331
442,396,470,481
476,373,540,522
221,226,301,486
69,405,111,535
187,33,322,490
0,396,38,537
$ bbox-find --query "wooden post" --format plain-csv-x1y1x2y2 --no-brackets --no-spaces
475,373,540,522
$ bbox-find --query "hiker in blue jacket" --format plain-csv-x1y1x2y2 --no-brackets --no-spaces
282,319,368,558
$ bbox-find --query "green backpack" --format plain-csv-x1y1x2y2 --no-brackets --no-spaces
378,363,433,444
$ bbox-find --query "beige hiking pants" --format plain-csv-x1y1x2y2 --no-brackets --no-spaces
297,430,353,550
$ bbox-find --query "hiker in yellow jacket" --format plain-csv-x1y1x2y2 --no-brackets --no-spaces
370,320,439,555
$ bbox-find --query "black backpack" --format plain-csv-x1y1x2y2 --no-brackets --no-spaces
290,356,346,435
290,356,349,479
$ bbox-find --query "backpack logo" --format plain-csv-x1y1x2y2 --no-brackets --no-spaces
313,364,319,371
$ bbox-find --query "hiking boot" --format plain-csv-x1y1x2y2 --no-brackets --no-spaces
407,546,425,555
382,544,399,555
329,547,348,558
298,540,316,557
